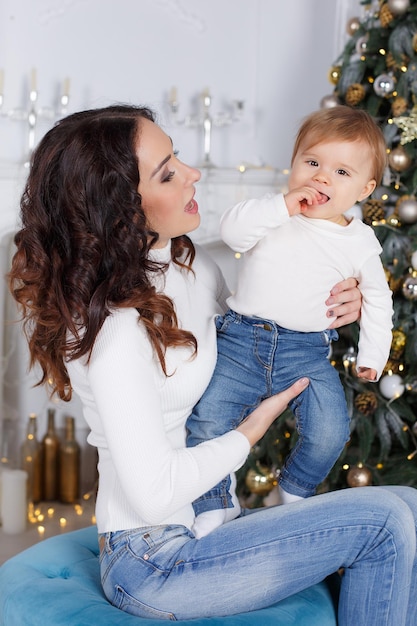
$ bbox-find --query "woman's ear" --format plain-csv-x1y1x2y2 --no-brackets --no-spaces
358,179,377,202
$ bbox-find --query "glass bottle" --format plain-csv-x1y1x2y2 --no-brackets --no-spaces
41,408,60,501
59,416,80,504
20,413,43,503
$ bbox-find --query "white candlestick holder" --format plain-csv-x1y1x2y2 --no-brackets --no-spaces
0,71,70,167
168,87,244,168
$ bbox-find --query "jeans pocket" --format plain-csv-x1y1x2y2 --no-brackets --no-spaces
113,584,177,621
129,525,192,571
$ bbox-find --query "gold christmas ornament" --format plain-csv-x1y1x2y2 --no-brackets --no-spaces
393,106,417,145
383,359,403,375
385,267,403,292
391,329,407,359
345,83,366,106
328,66,341,85
385,213,401,228
245,464,277,496
391,96,408,117
388,145,412,172
362,198,385,225
354,391,378,416
346,465,373,488
379,3,395,27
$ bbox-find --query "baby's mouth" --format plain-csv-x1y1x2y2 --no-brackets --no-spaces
317,192,330,205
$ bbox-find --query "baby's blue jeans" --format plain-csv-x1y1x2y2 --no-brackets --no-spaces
186,310,351,512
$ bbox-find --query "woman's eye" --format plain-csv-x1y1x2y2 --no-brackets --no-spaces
162,170,175,183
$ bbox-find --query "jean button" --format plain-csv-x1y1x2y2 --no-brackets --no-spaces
263,323,272,331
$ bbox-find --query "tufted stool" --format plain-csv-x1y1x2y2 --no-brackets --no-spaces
0,526,337,625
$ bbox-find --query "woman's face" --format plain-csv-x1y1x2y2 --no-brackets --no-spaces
137,118,201,248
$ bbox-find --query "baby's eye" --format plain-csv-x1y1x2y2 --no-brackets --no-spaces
336,169,349,176
307,159,318,167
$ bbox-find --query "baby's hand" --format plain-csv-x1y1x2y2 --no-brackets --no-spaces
357,367,377,382
284,186,322,216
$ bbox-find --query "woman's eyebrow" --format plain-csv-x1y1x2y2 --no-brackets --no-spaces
151,154,171,178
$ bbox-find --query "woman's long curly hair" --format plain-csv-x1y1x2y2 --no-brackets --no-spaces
8,104,197,401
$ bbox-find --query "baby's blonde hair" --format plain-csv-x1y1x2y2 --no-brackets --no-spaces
291,106,387,185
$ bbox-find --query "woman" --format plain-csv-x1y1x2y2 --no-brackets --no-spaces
9,105,417,625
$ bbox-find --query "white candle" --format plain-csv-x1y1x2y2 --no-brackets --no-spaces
1,469,28,534
169,86,177,104
30,68,37,92
63,77,70,97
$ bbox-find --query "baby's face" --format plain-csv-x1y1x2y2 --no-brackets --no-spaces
288,139,376,223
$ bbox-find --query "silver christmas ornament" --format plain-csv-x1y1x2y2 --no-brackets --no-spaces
397,198,417,224
388,0,410,15
402,273,417,301
388,145,412,172
355,35,368,55
320,94,340,109
373,74,396,97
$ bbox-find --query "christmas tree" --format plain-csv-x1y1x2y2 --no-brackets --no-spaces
237,0,417,506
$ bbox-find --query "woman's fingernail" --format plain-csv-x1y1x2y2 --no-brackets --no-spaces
328,310,335,317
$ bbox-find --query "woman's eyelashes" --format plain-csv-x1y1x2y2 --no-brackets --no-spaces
162,170,175,182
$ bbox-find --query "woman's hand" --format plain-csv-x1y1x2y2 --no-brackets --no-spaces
326,277,362,329
236,378,309,447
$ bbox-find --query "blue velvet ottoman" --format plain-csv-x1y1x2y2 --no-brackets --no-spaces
0,526,337,625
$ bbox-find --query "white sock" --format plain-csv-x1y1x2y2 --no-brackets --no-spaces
192,474,242,538
279,485,304,505
224,473,241,522
192,509,226,539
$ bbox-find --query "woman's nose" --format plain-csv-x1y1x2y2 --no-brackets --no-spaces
186,164,201,184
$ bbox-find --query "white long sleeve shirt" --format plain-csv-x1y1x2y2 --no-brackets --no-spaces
221,193,393,380
67,243,249,533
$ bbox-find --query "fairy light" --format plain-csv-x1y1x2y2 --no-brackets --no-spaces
235,252,241,260
59,517,67,528
37,525,45,537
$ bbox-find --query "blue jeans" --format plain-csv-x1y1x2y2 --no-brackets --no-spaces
99,486,417,624
186,310,350,513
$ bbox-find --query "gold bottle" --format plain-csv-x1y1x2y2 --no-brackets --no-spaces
59,416,80,504
41,408,60,501
21,413,43,503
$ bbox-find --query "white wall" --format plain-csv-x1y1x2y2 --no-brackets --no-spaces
0,0,362,465
0,0,361,169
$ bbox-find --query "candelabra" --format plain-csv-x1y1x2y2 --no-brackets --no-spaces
168,87,244,167
0,69,70,166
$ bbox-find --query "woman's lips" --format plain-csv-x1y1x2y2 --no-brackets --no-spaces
185,198,199,214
